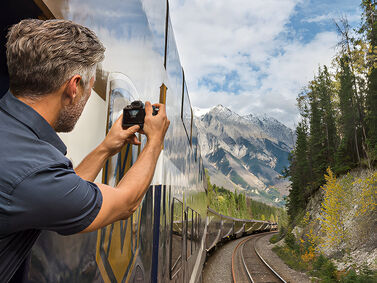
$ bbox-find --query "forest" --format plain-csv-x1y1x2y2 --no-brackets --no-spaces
286,0,377,223
205,170,285,223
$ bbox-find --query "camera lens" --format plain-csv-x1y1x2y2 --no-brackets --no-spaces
131,101,143,108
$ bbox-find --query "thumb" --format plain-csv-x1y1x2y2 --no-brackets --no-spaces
125,125,140,134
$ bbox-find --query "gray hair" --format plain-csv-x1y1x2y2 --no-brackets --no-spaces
6,19,105,98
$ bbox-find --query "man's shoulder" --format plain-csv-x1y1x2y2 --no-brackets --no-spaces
0,120,69,191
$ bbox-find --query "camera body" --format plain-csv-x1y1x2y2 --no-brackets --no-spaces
122,100,158,129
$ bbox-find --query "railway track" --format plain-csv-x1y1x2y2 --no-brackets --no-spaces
232,232,286,283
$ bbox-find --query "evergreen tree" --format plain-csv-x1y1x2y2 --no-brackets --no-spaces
335,55,359,173
286,1,377,227
317,66,338,167
361,0,377,162
308,77,327,188
287,121,310,220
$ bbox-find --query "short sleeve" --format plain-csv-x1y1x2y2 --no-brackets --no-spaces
9,162,102,235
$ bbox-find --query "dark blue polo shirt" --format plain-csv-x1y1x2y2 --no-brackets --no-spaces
0,91,103,282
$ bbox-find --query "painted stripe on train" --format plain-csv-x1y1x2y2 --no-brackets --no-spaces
151,185,162,282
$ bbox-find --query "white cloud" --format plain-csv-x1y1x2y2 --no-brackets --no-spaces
169,0,340,128
302,11,361,24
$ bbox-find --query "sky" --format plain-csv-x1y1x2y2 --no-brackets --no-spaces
169,0,362,128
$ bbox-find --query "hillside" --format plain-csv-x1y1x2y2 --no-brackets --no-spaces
194,105,295,206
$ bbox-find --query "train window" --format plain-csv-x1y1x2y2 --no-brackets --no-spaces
170,198,183,279
103,73,139,186
194,212,198,249
181,79,192,144
186,208,193,260
191,122,198,162
196,212,202,250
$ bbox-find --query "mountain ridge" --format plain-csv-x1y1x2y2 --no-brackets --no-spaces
194,105,295,206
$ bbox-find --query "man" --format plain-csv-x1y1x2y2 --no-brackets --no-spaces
0,19,170,282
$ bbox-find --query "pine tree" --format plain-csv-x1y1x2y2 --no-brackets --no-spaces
361,0,377,162
335,17,369,168
287,121,310,220
308,77,327,188
317,66,338,167
335,55,359,173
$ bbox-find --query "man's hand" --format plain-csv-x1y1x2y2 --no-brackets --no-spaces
101,114,141,157
142,101,170,147
82,102,170,232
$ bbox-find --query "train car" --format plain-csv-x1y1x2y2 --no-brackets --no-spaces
205,208,222,253
2,0,208,282
1,1,276,282
204,208,274,254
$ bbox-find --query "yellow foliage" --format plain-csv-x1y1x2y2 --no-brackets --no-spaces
301,211,310,226
270,214,276,223
301,246,316,263
305,228,319,250
353,172,377,217
319,167,347,248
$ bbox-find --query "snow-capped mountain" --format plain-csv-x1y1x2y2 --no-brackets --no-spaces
194,105,295,206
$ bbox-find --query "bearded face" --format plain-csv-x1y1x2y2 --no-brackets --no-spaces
54,83,92,133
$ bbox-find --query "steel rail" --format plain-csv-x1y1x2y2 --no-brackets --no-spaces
240,238,254,283
232,232,286,283
254,235,287,283
231,236,253,283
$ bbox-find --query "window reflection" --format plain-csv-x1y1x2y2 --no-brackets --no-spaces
181,81,192,144
186,208,192,259
170,198,183,278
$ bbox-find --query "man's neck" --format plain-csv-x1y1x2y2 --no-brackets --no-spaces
16,92,61,130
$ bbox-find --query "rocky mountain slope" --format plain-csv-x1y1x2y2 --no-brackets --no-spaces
194,105,295,206
289,169,377,271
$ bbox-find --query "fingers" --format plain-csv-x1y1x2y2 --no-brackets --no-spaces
145,101,153,116
152,103,166,116
125,125,140,134
124,125,141,145
126,134,141,145
114,113,123,126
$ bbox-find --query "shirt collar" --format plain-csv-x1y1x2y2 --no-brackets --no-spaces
0,91,67,155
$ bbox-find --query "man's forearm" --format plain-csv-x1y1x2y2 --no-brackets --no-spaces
75,143,110,182
116,140,162,214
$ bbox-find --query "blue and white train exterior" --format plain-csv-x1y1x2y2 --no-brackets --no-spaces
1,0,276,282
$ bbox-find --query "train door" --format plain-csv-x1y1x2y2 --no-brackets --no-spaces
0,1,54,98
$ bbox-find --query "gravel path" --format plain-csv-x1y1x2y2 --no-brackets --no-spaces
202,237,247,283
255,234,311,283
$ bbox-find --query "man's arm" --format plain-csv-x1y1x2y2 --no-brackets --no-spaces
81,102,170,233
75,117,141,182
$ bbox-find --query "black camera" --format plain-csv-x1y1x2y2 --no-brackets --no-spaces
122,100,158,129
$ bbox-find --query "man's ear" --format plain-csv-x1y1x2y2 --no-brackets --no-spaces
64,75,82,105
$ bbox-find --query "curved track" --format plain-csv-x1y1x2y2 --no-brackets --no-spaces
232,233,286,283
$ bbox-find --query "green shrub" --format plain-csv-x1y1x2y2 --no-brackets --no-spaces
284,232,298,251
269,233,281,244
340,267,377,283
272,246,308,271
313,254,327,271
311,254,337,282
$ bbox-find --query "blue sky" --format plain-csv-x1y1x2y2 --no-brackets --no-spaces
288,0,361,43
169,0,362,128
